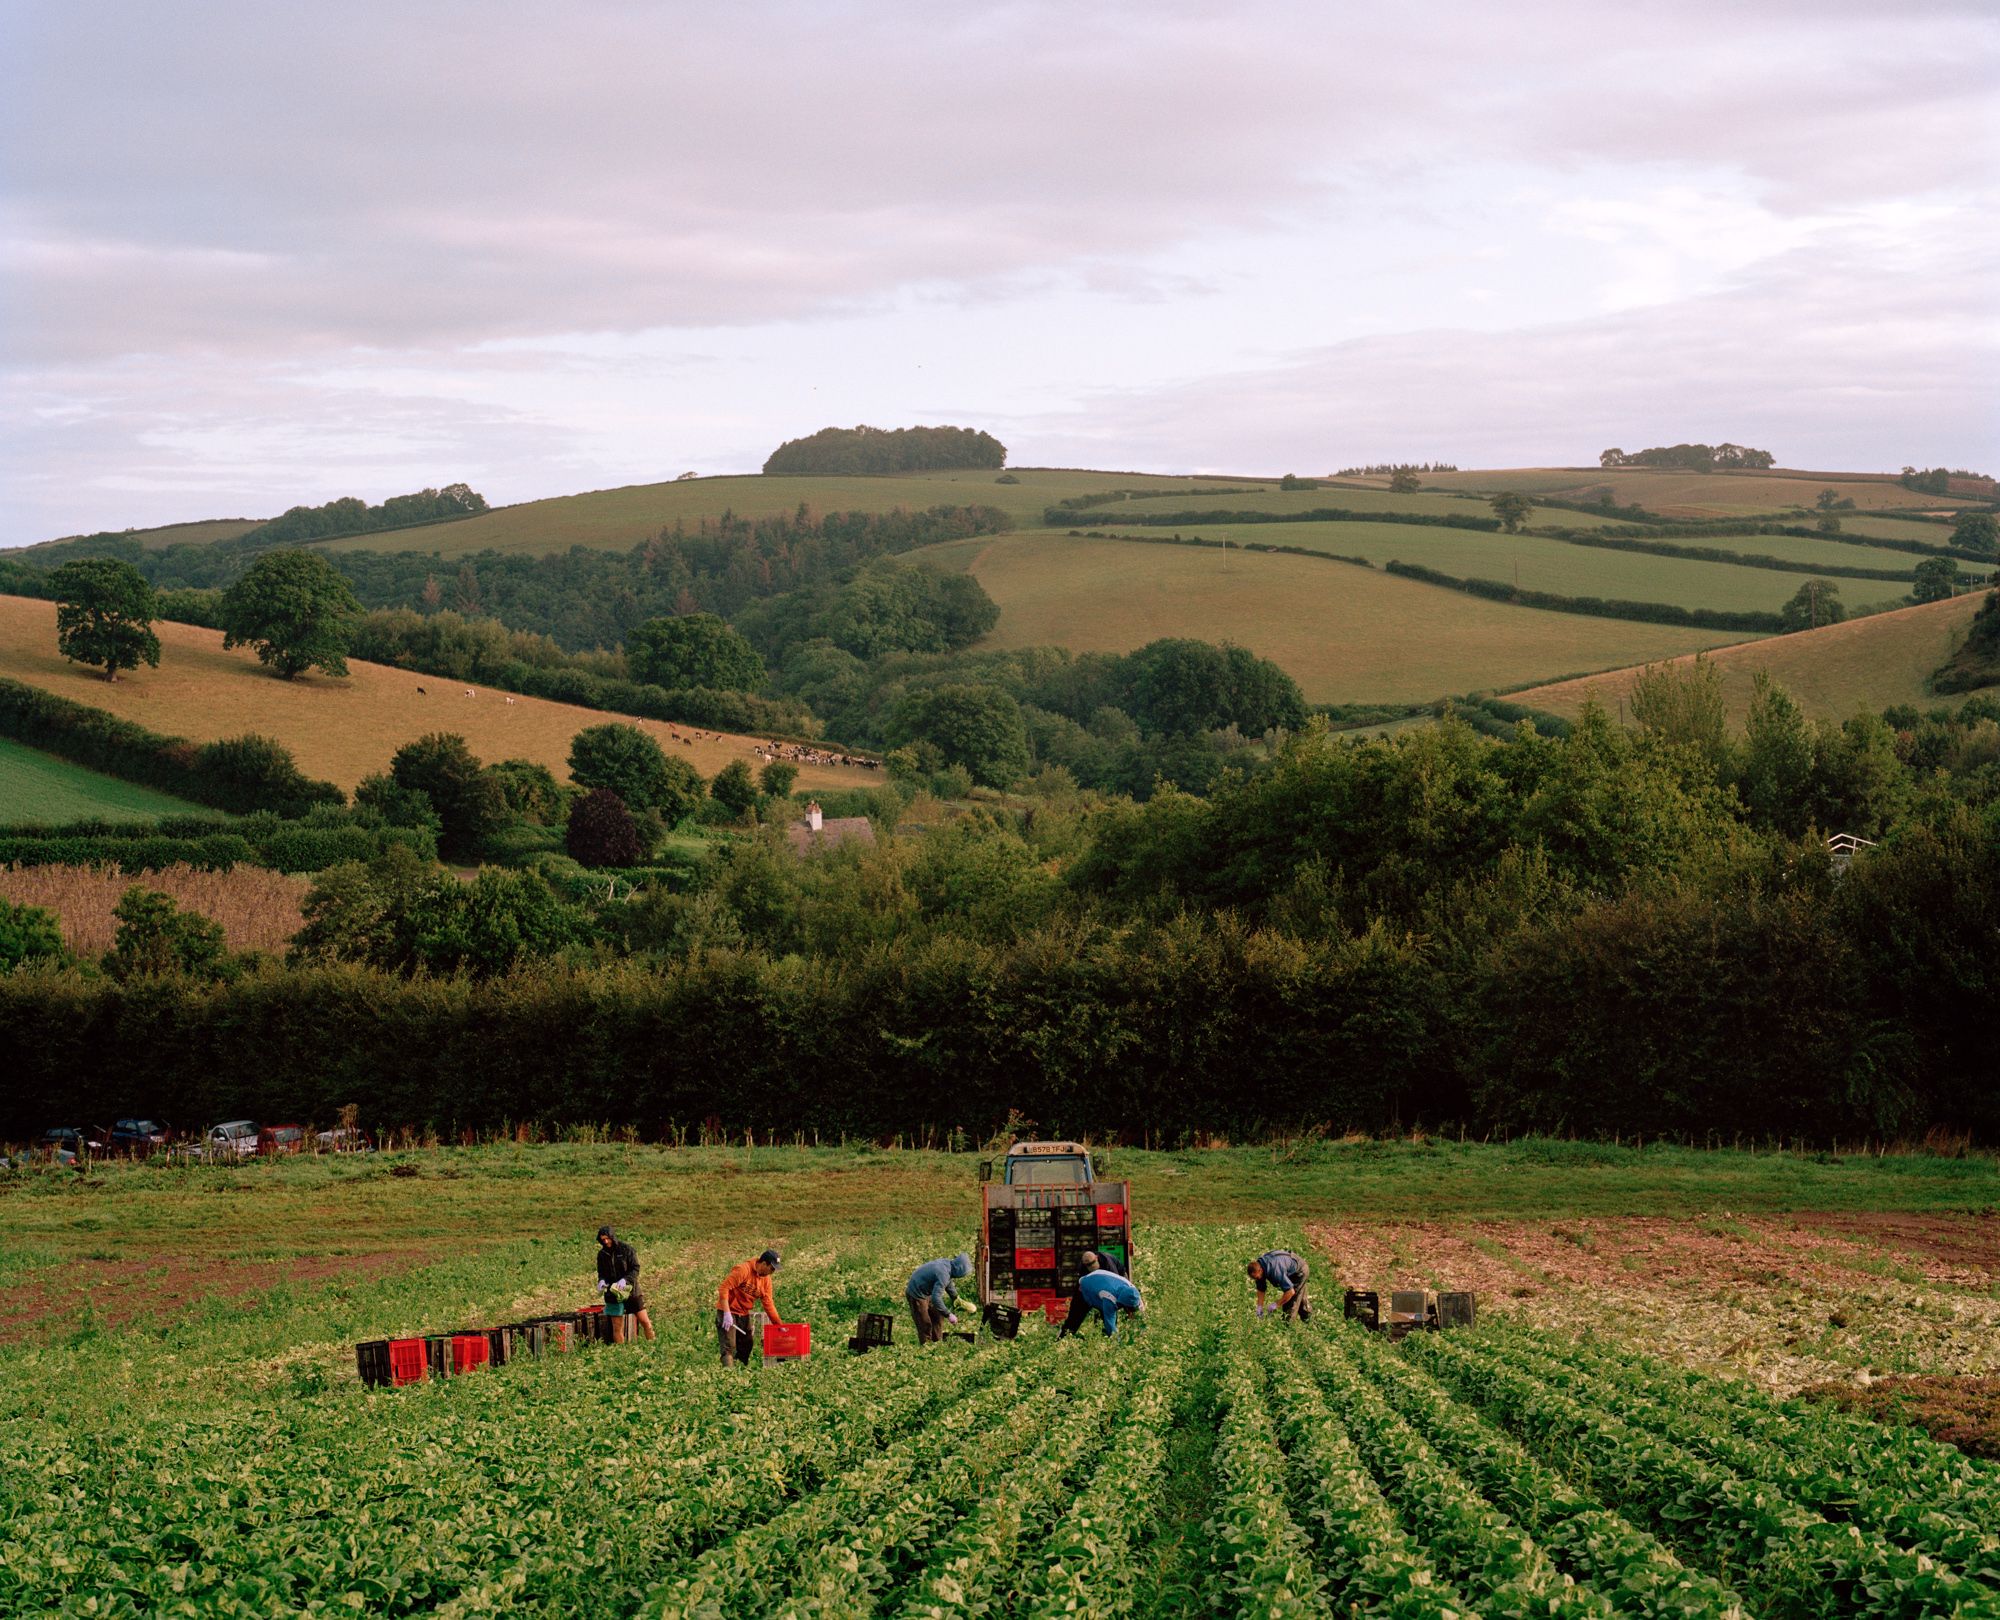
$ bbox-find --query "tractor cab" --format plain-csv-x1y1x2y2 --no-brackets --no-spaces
975,1141,1131,1324
993,1142,1094,1186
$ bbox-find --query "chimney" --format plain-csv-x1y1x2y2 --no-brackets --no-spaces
805,801,822,832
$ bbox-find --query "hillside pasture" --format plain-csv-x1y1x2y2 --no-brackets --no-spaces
320,468,1275,560
1512,593,1995,722
29,516,265,553
0,862,308,956
1417,466,1950,517
0,595,879,795
1094,521,1920,614
0,739,210,823
921,533,1747,704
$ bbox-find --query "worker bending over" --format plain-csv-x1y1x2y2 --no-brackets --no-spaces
715,1248,785,1367
1247,1249,1312,1321
906,1253,971,1344
1060,1251,1145,1337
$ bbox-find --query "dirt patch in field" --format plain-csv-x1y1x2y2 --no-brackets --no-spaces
0,1250,415,1342
1775,1212,2000,1288
1803,1375,2000,1461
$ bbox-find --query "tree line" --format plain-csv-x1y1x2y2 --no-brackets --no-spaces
762,424,1007,475
1599,444,1776,470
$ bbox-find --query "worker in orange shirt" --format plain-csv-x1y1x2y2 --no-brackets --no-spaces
715,1248,784,1367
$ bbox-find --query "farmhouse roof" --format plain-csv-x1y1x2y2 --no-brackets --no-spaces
784,815,876,857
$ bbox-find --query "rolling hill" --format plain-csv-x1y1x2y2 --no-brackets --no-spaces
1511,593,1995,722
0,595,878,796
1408,466,1950,518
0,738,210,822
915,533,1748,705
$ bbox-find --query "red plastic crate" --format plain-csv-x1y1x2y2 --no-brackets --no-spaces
388,1337,427,1386
450,1333,491,1374
1095,1202,1126,1228
1014,1246,1057,1271
763,1321,812,1359
1043,1300,1068,1324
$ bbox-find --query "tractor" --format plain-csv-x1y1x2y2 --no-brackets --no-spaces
975,1141,1132,1328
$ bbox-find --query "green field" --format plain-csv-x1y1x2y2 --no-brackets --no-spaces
921,532,1748,702
0,736,208,823
3,1140,1997,1617
1094,522,1920,613
321,468,1280,560
1080,485,1635,525
1416,467,1948,515
1515,592,1996,721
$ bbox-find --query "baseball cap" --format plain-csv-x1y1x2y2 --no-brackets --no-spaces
759,1248,782,1267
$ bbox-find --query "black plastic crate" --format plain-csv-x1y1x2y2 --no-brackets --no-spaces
486,1326,512,1366
424,1334,454,1379
355,1339,392,1388
983,1303,1022,1340
1054,1205,1095,1230
988,1268,1015,1291
847,1336,874,1355
987,1208,1016,1238
1343,1289,1380,1330
857,1312,894,1347
1013,1269,1055,1291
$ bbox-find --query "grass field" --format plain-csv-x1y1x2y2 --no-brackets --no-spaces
1085,485,1638,525
1414,467,1953,517
1094,522,1921,614
0,737,209,822
1513,593,1997,722
0,595,880,795
319,468,1275,559
28,515,266,553
0,861,308,955
920,533,1748,703
2,1141,1996,1616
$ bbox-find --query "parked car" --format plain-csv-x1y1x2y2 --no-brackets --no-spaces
110,1119,173,1157
40,1125,107,1163
206,1120,260,1158
257,1124,306,1156
314,1126,373,1154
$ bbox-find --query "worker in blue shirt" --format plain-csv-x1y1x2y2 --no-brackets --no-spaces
1247,1249,1312,1321
906,1253,971,1344
1060,1251,1145,1337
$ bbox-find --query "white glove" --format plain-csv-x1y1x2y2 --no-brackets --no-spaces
721,1309,736,1332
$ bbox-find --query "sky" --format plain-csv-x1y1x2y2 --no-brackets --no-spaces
2,0,1996,544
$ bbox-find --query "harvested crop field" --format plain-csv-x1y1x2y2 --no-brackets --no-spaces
0,594,879,794
0,861,309,955
1513,593,1996,723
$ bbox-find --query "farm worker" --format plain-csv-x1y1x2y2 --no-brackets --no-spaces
715,1248,784,1367
1060,1255,1145,1338
1247,1250,1312,1322
595,1227,654,1345
905,1253,971,1344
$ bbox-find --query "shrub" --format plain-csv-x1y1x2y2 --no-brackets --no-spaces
0,898,66,972
102,887,231,980
567,789,646,868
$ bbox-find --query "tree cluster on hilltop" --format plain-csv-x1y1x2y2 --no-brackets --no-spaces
762,424,1006,476
1599,443,1775,470
244,483,488,545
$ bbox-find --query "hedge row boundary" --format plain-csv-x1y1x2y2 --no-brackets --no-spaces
1382,562,1783,633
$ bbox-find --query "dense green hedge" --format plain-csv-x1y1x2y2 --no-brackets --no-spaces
1532,530,1915,583
1383,562,1783,633
0,812,435,873
1049,504,1502,533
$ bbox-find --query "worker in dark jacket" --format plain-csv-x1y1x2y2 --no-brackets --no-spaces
906,1254,971,1343
1247,1249,1311,1321
1059,1251,1146,1337
596,1226,654,1344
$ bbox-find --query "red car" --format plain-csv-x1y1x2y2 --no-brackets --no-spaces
257,1124,306,1157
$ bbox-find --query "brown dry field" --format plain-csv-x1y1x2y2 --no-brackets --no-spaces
1512,593,1995,723
0,862,309,955
1411,466,1954,517
920,533,1744,704
0,594,878,794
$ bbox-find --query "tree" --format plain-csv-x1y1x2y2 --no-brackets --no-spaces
49,557,160,681
1951,511,1998,560
1780,579,1845,632
1388,469,1422,494
626,613,766,691
0,897,66,972
389,868,588,977
1629,655,1727,774
758,760,799,800
1489,492,1532,533
389,732,508,858
1816,488,1840,510
103,887,230,980
890,683,1032,787
567,788,646,867
709,759,759,819
1912,556,1962,603
568,723,703,822
1739,674,1816,834
219,549,361,678
487,758,567,825
1598,449,1626,468
1816,513,1842,534
762,424,1006,475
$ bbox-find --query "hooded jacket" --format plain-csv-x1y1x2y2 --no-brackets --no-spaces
597,1230,639,1291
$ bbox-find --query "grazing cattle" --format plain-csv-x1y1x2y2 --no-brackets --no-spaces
416,686,426,694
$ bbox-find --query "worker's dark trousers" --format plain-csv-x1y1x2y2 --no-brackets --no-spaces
716,1311,754,1367
908,1296,943,1344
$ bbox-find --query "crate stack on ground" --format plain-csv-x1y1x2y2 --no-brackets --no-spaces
354,1304,620,1387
